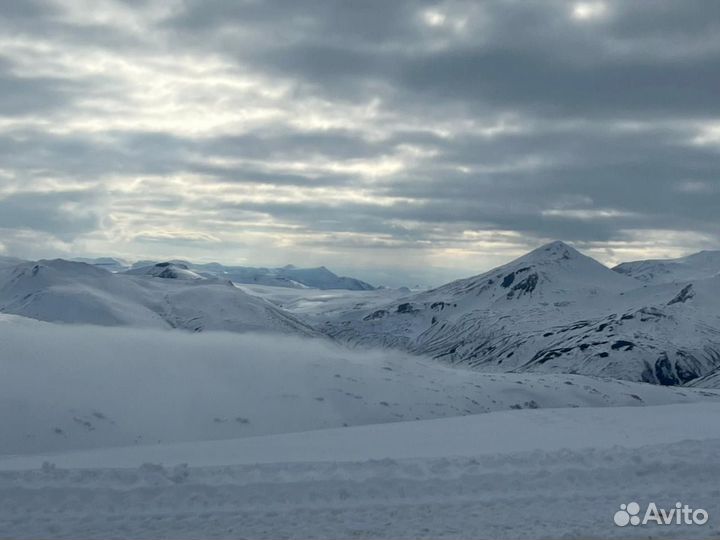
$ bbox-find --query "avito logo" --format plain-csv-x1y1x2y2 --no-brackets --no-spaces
614,502,709,527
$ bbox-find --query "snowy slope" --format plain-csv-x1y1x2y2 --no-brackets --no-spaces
614,250,720,284
323,242,720,385
2,314,718,455
0,259,316,336
2,404,720,539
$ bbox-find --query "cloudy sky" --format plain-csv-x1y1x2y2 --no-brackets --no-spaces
1,0,719,285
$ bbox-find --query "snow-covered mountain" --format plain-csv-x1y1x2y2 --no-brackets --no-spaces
0,259,317,336
613,250,720,284
323,241,720,385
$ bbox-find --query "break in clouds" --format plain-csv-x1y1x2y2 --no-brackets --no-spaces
1,0,720,284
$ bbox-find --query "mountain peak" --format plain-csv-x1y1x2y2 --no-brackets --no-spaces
421,240,633,306
520,241,582,263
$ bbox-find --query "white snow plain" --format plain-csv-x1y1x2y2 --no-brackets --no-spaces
1,403,720,539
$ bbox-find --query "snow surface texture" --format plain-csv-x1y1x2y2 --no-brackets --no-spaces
323,242,720,385
2,403,719,539
0,259,317,336
5,314,719,455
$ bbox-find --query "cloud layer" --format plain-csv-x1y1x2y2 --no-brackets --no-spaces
1,0,719,284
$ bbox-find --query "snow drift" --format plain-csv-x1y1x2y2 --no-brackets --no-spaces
2,314,719,455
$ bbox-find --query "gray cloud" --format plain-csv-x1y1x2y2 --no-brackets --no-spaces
166,0,720,118
0,190,101,238
0,0,719,278
0,58,86,116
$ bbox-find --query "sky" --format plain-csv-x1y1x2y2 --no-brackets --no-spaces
1,0,719,286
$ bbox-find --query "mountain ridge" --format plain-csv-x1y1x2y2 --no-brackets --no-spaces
121,259,376,290
4,241,720,386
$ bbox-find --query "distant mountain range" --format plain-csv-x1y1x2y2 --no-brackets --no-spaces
184,262,376,291
73,257,376,291
3,242,720,387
